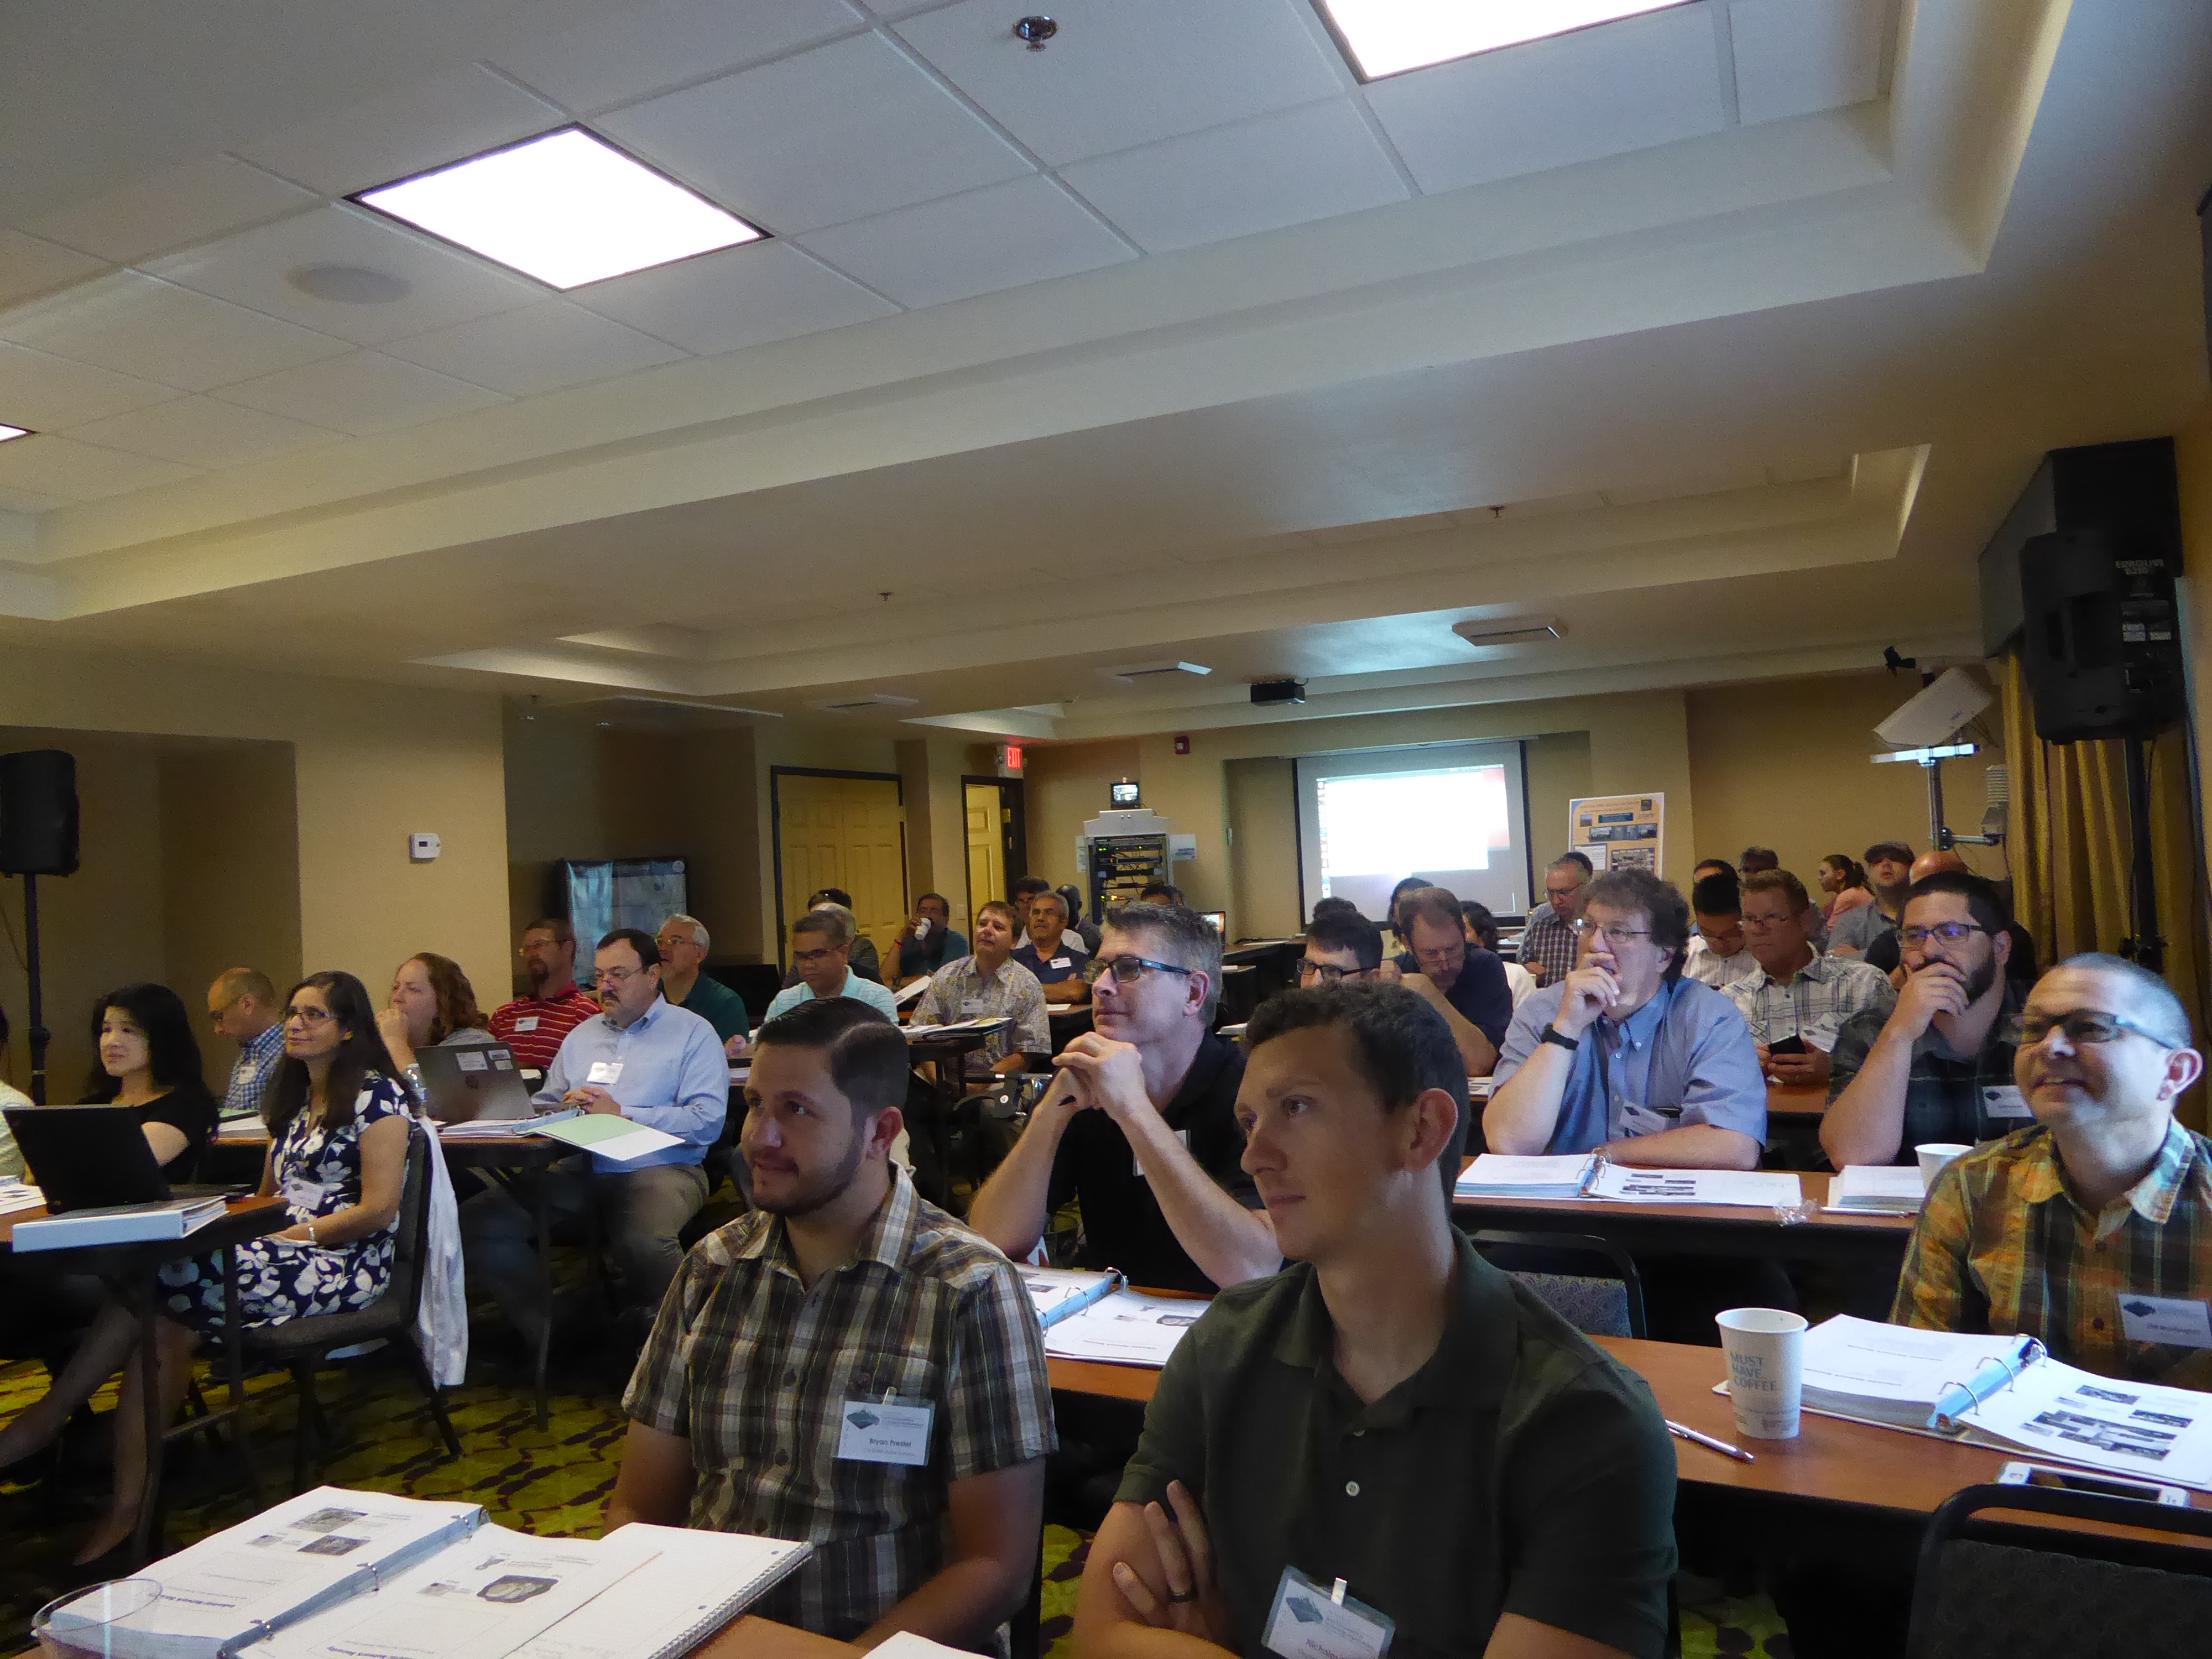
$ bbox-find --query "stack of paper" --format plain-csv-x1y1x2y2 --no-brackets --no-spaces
894,978,930,1009
1585,1166,1804,1208
0,1181,45,1218
1042,1290,1204,1368
904,1016,1011,1040
12,1194,228,1251
1792,1316,2039,1428
1455,1154,1598,1199
1829,1165,1928,1213
529,1115,682,1163
439,1110,579,1141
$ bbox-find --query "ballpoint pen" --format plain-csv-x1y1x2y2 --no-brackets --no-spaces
1666,1418,1756,1463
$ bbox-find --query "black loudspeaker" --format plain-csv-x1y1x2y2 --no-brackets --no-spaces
2018,529,2186,742
0,750,80,876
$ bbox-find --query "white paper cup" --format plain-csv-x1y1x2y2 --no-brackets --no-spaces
1716,1307,1808,1440
1916,1142,1972,1189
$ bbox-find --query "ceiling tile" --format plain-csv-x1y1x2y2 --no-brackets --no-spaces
23,155,318,264
213,351,508,437
0,433,200,501
0,231,108,307
576,238,898,353
488,0,867,114
1059,98,1408,254
1365,6,1728,194
896,0,1346,167
597,31,1035,236
231,64,567,197
67,395,345,469
0,272,351,392
1729,0,1886,127
0,341,178,429
379,301,688,397
799,175,1135,308
147,204,546,347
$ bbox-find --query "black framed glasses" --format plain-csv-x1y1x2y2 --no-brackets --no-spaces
1096,954,1195,984
2018,1010,2174,1048
1571,920,1652,945
1899,921,1987,948
1298,961,1363,984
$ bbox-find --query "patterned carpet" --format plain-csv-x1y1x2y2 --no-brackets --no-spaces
1,1349,1792,1658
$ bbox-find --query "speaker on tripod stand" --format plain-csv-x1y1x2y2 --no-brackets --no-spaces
0,749,80,1103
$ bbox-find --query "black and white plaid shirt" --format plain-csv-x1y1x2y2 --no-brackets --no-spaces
623,1168,1056,1640
1516,900,1578,985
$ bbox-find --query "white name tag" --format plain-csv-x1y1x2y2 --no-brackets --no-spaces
281,1174,330,1214
456,1050,488,1073
1982,1084,2032,1120
1135,1127,1191,1178
961,998,992,1018
1051,957,1073,970
587,1060,624,1087
2120,1295,2212,1348
514,1016,540,1032
1263,1567,1393,1659
836,1398,934,1465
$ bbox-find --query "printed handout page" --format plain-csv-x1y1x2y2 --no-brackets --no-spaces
1793,1317,2044,1428
504,1525,810,1659
1455,1154,1597,1198
1828,1166,1928,1213
1585,1166,1804,1208
1959,1359,2212,1492
1043,1290,1204,1368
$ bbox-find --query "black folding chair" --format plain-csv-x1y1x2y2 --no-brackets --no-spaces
1464,1228,1647,1338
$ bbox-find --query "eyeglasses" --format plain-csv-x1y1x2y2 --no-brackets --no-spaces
1741,913,1796,931
790,947,838,966
2018,1010,2175,1049
283,1006,335,1026
1095,954,1195,984
1572,920,1652,945
1899,922,1987,948
593,967,646,986
1298,961,1364,983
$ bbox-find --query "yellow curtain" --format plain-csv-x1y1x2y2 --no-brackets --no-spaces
1997,652,2209,1129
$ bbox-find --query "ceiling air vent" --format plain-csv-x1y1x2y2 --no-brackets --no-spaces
1452,617,1564,648
810,692,921,713
1102,660,1211,685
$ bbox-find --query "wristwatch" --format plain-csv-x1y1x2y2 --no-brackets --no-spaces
1539,1026,1580,1053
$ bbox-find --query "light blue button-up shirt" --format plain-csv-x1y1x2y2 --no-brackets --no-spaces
535,995,728,1172
1493,977,1767,1154
762,970,901,1024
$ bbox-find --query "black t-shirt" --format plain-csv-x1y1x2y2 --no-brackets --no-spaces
1046,1033,1258,1292
131,1082,221,1170
1391,947,1514,1046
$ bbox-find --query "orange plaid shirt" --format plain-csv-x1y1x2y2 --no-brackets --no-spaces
1892,1119,2212,1388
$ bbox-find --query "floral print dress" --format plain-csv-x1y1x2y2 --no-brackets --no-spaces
160,1076,411,1334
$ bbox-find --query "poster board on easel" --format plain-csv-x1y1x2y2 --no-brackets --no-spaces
1569,793,1665,876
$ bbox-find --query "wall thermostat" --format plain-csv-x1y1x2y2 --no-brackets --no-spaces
409,832,441,862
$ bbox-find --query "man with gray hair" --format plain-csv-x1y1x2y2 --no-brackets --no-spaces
1515,852,1593,987
654,914,749,1056
763,906,901,1023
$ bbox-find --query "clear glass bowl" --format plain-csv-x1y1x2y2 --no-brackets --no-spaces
33,1578,160,1659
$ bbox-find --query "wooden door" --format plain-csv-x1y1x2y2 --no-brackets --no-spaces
966,782,1005,926
775,774,907,966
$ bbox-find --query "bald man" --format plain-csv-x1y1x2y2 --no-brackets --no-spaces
208,968,285,1120
1862,851,2037,985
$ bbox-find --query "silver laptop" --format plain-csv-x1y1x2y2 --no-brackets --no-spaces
416,1043,536,1124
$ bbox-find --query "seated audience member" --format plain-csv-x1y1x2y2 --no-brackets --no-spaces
1074,981,1677,1659
1487,869,1765,1170
888,892,967,987
1738,846,1780,874
608,996,1055,1647
0,972,411,1565
1379,886,1509,1076
653,914,750,1056
1014,890,1093,1005
764,909,902,1023
1826,840,1914,957
1514,853,1592,987
1819,853,1875,923
377,952,495,1077
1310,895,1361,924
1461,900,1537,1008
1724,870,1895,1087
1057,885,1103,954
811,890,883,980
1384,875,1433,951
84,983,222,1172
462,930,728,1350
1300,909,1386,986
207,967,286,1120
1893,954,2211,1386
1691,858,1734,885
912,900,1050,1080
1861,851,2041,988
1009,876,1053,947
968,904,1276,1292
1822,871,2020,1168
1138,882,1186,907
491,918,603,1072
1682,872,1759,990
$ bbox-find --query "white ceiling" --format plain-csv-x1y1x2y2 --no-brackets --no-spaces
0,0,2206,749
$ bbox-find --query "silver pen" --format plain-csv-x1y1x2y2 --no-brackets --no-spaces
1666,1418,1756,1464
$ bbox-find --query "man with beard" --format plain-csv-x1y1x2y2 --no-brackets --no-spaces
608,997,1054,1646
488,917,602,1072
1823,872,2022,1167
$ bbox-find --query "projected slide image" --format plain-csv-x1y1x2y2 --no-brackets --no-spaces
1316,765,1510,917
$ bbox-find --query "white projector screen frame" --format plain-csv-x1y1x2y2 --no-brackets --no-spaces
1294,740,1532,923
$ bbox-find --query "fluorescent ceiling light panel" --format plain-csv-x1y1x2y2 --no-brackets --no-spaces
356,127,764,290
0,424,30,442
1318,0,1687,80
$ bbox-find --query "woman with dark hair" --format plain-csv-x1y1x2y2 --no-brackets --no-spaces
376,951,494,1077
1818,853,1875,924
0,971,413,1566
82,982,220,1173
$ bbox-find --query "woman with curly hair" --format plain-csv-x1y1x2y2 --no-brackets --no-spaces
375,951,495,1078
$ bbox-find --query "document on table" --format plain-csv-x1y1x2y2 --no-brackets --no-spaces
504,1525,810,1659
1957,1358,2212,1491
1020,1266,1124,1327
0,1180,45,1216
1584,1165,1803,1208
1043,1290,1205,1368
1791,1316,2051,1428
527,1115,681,1162
1455,1154,1598,1198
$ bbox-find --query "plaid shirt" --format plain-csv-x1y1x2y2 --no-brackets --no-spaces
623,1168,1056,1640
1721,952,1896,1048
1893,1120,2212,1389
1825,983,2025,1161
223,1021,286,1118
912,954,1051,1078
1516,901,1578,985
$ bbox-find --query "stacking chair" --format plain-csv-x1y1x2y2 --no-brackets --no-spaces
1464,1228,1647,1338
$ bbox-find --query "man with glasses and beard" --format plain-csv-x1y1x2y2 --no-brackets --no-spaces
1822,871,2023,1168
608,998,1053,1646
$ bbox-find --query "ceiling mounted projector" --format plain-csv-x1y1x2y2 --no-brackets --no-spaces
1251,679,1306,705
1876,666,1991,748
1453,617,1563,648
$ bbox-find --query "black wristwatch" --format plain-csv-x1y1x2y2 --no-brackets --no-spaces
1539,1026,1580,1053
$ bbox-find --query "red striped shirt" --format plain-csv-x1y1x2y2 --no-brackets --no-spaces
489,989,603,1072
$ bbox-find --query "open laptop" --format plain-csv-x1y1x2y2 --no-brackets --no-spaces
416,1042,537,1124
2,1104,172,1213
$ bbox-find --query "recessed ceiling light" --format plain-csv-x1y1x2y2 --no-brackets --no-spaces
0,424,30,442
1316,0,1687,81
354,127,764,290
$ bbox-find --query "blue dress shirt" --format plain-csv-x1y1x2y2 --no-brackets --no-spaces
1492,977,1767,1154
535,996,728,1172
763,971,901,1024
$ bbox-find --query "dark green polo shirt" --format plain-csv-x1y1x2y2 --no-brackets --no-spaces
1116,1233,1677,1659
675,972,750,1047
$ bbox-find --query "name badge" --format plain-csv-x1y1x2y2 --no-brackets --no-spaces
587,1060,624,1087
1262,1567,1393,1659
1134,1128,1191,1178
281,1173,330,1214
2119,1295,2212,1348
456,1050,488,1073
1051,957,1073,970
836,1397,934,1466
961,998,992,1018
1981,1084,2032,1120
1619,1103,1671,1139
514,1016,541,1033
